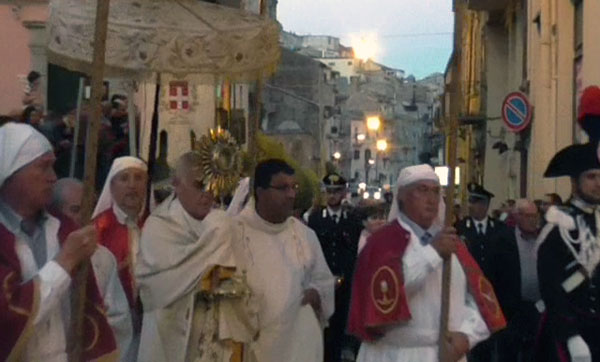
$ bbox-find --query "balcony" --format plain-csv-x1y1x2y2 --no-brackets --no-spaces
466,0,508,11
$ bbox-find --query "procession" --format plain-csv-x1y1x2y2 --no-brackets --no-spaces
2,0,600,362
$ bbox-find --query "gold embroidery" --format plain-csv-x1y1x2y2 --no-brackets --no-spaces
6,277,40,362
84,314,100,352
370,266,400,315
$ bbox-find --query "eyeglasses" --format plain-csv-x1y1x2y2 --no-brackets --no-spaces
267,183,300,192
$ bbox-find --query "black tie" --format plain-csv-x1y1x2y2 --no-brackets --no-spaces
477,223,484,236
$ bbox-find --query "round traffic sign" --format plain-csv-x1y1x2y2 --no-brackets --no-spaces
502,92,532,133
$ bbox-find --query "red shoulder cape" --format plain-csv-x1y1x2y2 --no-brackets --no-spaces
347,221,412,341
348,220,507,342
0,213,117,361
94,208,146,309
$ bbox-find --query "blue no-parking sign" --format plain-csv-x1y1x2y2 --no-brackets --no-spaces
502,92,532,133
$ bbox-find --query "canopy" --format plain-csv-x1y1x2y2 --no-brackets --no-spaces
47,0,281,82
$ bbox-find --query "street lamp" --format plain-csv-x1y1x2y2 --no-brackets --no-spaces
333,151,341,160
368,159,375,165
375,139,388,186
376,139,388,152
367,116,381,131
358,182,367,190
356,133,366,142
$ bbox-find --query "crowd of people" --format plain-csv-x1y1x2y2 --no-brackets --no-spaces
2,87,600,362
1,72,134,188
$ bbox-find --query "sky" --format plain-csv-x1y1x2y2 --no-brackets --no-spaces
277,0,454,79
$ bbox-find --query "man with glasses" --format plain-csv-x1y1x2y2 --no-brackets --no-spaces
308,173,364,362
234,159,335,362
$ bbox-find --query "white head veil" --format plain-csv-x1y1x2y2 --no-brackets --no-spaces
387,164,446,229
0,122,53,188
92,156,148,219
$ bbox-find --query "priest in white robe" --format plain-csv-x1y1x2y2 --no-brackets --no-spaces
348,165,505,362
232,159,335,362
136,152,256,362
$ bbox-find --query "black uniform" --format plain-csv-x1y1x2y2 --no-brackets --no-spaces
455,216,508,281
455,216,511,361
536,201,600,362
308,206,363,362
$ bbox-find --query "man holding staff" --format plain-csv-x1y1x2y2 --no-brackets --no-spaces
348,164,505,362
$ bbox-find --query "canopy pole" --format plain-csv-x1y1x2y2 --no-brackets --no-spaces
70,0,110,360
248,76,262,157
69,77,85,177
127,82,138,156
146,74,161,210
247,0,269,156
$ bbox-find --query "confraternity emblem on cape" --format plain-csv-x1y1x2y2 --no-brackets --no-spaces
371,266,399,314
193,128,242,198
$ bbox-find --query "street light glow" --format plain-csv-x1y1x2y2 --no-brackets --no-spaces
358,182,367,190
333,151,341,160
377,139,388,152
435,166,461,186
366,116,381,131
374,191,381,200
351,32,380,61
356,133,366,142
363,191,370,199
368,159,375,165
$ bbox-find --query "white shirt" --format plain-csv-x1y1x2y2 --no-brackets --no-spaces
515,228,541,302
327,207,342,223
356,214,490,362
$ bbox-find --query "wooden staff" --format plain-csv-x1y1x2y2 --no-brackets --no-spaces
439,3,463,360
438,112,458,361
70,0,110,360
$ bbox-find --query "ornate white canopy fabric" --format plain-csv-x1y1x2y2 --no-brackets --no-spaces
47,0,281,82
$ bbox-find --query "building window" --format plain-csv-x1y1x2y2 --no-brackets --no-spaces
347,61,353,66
354,150,360,160
365,149,372,160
